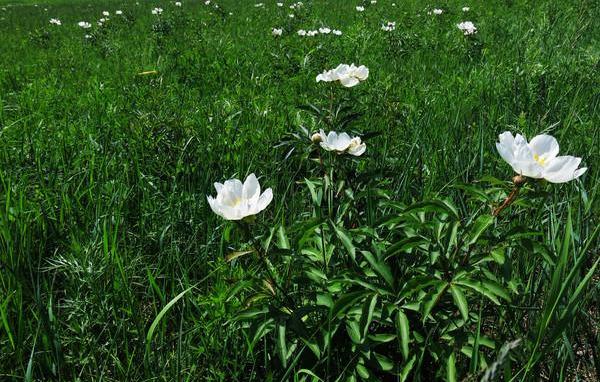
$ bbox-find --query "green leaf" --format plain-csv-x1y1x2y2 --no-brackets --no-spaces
360,294,378,340
331,291,369,318
400,355,416,382
145,286,194,358
361,250,394,287
331,221,356,259
277,225,290,249
373,352,394,371
447,352,457,382
276,324,288,368
225,249,255,262
467,214,494,245
396,310,410,360
450,285,469,321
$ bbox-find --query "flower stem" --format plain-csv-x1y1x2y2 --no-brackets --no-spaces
493,175,526,217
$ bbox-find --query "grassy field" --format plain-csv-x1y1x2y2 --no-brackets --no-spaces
0,0,599,381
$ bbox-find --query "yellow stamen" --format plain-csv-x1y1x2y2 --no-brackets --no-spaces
533,154,547,166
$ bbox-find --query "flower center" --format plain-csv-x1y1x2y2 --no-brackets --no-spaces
533,153,547,166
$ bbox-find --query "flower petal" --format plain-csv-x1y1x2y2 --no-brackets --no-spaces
542,156,585,183
529,134,559,160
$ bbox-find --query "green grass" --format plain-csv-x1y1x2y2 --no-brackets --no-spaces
0,0,598,380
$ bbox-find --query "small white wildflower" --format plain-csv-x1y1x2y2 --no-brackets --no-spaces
102,11,109,16
277,2,283,6
115,10,123,15
272,27,283,36
332,29,342,35
175,1,182,6
319,27,331,34
462,6,470,11
297,29,307,36
78,21,92,28
457,21,477,35
356,5,365,11
49,18,61,25
151,7,163,15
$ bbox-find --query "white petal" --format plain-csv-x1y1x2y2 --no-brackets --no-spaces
256,188,273,212
542,156,585,183
348,143,366,156
214,182,224,193
496,132,515,164
529,134,559,160
207,196,223,218
242,173,260,202
340,76,360,87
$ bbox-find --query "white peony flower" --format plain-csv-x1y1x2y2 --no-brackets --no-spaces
462,6,470,11
288,13,295,17
116,10,123,14
297,29,307,36
207,174,273,220
306,30,319,36
332,29,342,35
316,63,369,87
102,11,109,16
49,18,61,25
356,5,365,11
151,7,163,14
496,132,587,183
457,21,477,35
277,2,283,6
272,27,283,36
78,21,91,28
319,27,331,34
175,2,182,6
429,8,443,15
317,130,366,156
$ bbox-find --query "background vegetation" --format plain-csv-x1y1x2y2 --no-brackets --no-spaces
0,0,598,380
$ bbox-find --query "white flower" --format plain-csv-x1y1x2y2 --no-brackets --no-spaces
49,18,61,25
381,21,395,31
207,174,273,220
496,132,587,183
151,7,163,15
116,10,123,14
319,27,331,34
371,0,377,3
429,8,443,15
356,5,365,11
175,2,182,6
78,21,91,28
277,2,283,6
332,29,342,35
288,13,295,17
205,0,210,4
392,3,396,6
272,27,283,36
316,63,369,87
457,21,477,35
254,3,264,7
306,30,319,36
317,130,366,156
462,6,470,11
297,29,307,36
84,34,91,39
102,11,110,16
99,18,107,23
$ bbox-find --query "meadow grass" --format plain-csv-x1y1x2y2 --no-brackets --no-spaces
0,0,598,380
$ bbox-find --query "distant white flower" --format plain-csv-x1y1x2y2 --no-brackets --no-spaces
207,174,273,220
428,8,443,15
78,21,91,28
49,18,61,25
272,27,283,36
316,130,366,156
288,13,295,18
496,132,587,183
84,34,91,39
457,21,477,35
316,63,369,87
99,17,107,22
356,5,365,11
116,10,123,14
462,6,470,11
102,11,109,16
371,0,377,3
381,21,395,31
332,29,342,35
392,3,396,6
297,29,307,36
277,2,283,6
254,3,264,7
175,2,182,6
306,30,319,36
151,7,163,14
205,0,211,4
319,27,331,34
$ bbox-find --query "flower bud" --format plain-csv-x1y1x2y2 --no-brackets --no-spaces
311,133,322,143
512,174,526,187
